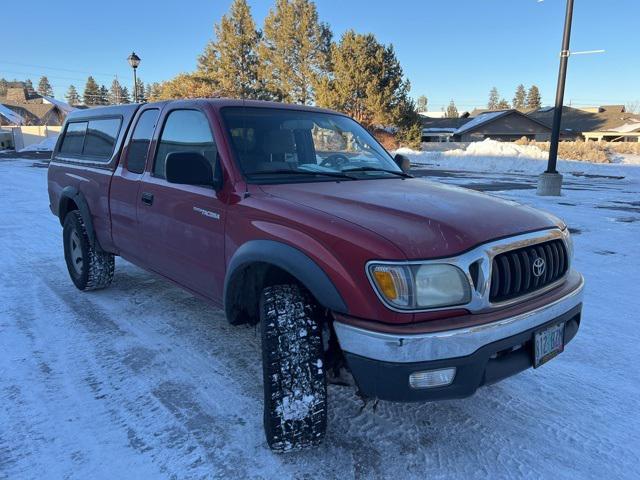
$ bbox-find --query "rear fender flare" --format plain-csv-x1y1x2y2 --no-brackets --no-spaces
58,186,102,252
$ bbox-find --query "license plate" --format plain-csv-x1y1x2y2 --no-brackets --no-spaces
534,322,565,368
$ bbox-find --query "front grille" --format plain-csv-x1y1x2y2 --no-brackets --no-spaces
489,239,568,303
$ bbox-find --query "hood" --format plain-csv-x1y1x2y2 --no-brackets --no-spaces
259,178,560,259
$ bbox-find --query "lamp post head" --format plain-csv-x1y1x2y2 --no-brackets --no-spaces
127,52,141,69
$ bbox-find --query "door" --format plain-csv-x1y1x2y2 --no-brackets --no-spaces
137,108,226,301
110,107,161,262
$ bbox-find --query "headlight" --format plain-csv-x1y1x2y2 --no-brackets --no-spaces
368,263,471,310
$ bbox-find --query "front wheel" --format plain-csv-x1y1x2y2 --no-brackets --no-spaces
260,284,327,452
63,210,114,291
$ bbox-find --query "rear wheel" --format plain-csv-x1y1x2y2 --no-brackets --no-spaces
63,210,114,291
260,284,327,452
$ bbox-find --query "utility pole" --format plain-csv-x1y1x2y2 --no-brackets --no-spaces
537,0,574,196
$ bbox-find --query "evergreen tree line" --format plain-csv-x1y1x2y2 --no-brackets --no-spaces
440,84,543,119
157,0,422,146
0,75,162,107
487,84,542,110
0,76,53,98
71,76,162,106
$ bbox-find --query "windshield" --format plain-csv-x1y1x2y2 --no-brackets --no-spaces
221,107,401,183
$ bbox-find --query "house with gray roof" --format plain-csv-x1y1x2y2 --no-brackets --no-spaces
420,109,552,143
528,105,640,142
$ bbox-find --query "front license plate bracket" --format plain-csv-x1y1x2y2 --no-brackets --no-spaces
534,322,565,368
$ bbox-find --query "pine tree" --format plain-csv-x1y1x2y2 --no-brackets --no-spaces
147,82,163,101
144,83,152,101
120,86,131,104
315,31,410,128
108,79,124,104
445,100,459,118
198,0,262,99
513,84,526,110
135,78,146,102
497,98,510,109
24,79,36,97
65,85,81,105
83,76,101,105
0,78,7,96
488,86,499,110
416,95,428,112
157,73,220,99
99,85,109,105
259,0,331,104
37,76,54,97
526,85,542,109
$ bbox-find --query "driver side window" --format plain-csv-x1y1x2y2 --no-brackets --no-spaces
154,110,217,178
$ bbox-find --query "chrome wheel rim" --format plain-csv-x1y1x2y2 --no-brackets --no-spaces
69,231,83,275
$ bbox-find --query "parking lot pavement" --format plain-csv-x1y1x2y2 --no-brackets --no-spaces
1,158,639,480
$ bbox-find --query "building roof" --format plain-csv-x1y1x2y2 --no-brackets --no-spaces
454,110,509,135
0,100,58,123
0,103,25,125
42,96,76,114
454,109,551,136
528,105,640,133
418,111,446,119
419,116,472,130
608,121,640,133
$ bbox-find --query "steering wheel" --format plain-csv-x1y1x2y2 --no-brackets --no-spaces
320,153,350,169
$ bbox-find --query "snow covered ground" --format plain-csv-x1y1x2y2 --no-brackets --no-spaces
1,156,639,479
398,139,640,176
18,135,58,153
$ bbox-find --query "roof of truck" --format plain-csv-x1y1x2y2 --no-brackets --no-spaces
65,103,140,122
65,98,342,123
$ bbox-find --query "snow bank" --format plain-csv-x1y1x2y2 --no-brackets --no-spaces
19,135,58,152
397,139,640,179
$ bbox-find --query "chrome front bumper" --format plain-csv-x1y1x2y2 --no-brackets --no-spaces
334,272,584,363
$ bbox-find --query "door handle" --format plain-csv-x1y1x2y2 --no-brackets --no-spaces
141,192,154,206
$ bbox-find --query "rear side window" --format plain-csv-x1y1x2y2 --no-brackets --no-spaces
154,110,217,178
83,118,121,158
59,122,87,155
58,118,121,160
125,109,159,173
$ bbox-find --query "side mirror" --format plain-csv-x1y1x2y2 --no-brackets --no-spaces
394,153,411,173
165,151,218,188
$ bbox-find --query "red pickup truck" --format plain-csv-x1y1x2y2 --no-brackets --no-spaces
48,99,584,452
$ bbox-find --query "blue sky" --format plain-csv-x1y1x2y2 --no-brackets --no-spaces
2,0,638,110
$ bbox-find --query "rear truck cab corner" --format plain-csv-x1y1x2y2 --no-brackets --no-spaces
47,98,584,452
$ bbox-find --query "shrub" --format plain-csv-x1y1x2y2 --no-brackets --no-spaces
608,142,640,155
515,138,610,163
373,129,399,151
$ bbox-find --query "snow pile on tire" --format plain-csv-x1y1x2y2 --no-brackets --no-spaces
260,284,327,452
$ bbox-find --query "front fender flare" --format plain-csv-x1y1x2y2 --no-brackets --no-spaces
224,240,348,314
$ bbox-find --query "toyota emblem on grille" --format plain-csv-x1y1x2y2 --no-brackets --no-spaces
532,257,546,277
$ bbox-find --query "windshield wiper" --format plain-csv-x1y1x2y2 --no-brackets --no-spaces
244,169,357,180
341,166,413,178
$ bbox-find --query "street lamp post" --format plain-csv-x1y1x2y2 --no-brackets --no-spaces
537,0,574,196
127,52,141,103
